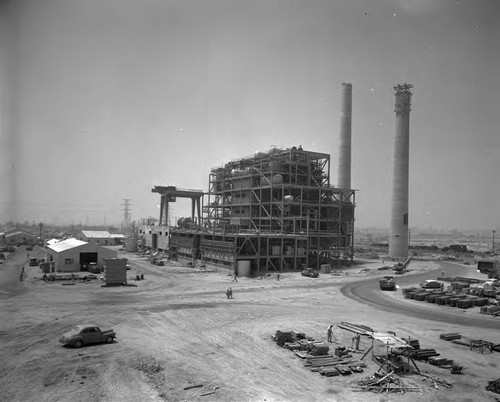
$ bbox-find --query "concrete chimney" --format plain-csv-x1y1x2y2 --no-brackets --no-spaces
337,82,352,189
389,84,413,259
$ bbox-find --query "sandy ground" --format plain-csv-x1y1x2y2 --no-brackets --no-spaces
1,246,499,402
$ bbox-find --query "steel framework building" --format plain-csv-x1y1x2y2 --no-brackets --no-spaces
165,147,355,276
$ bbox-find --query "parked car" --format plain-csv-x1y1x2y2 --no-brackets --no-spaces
29,257,39,266
59,324,116,348
420,279,444,290
87,262,101,273
301,268,319,278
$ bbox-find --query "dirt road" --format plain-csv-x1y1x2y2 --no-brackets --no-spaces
1,248,499,401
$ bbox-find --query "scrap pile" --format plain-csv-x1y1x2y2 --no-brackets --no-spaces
417,372,453,389
486,378,500,394
480,305,500,316
353,371,418,393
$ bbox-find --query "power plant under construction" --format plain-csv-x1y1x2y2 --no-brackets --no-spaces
140,146,356,276
138,83,413,276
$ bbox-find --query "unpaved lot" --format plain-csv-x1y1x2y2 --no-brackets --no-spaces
1,247,499,401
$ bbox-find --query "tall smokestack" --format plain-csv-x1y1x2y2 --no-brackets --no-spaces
389,84,413,259
337,82,352,189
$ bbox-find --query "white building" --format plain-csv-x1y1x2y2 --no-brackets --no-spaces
46,238,117,272
78,231,125,246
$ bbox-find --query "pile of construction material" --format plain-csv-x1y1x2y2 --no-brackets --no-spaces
353,371,417,394
486,378,500,394
440,332,500,353
480,305,500,316
305,355,366,377
402,286,491,309
273,330,307,347
273,329,369,379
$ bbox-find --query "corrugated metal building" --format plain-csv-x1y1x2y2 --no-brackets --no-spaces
46,238,117,272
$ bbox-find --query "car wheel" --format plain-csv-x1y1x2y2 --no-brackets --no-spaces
74,340,83,348
106,336,114,344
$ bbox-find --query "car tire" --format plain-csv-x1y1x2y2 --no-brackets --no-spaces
74,340,83,348
106,336,114,344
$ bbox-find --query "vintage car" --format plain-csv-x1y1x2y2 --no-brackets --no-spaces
59,324,116,348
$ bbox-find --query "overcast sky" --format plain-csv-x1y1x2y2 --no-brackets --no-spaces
0,0,499,231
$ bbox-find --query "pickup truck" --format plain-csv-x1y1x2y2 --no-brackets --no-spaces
59,324,116,348
301,268,319,278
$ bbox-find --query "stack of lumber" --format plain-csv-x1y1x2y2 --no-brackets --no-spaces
474,298,490,307
353,371,418,393
456,298,475,309
428,357,454,367
486,378,500,394
284,339,309,351
404,348,440,361
407,338,420,349
308,342,329,356
440,333,462,341
304,355,366,377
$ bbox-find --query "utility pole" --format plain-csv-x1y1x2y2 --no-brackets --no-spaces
38,222,43,244
493,230,496,254
121,199,132,234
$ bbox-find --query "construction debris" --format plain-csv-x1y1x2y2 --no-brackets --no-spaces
353,371,418,393
486,378,500,394
416,372,453,389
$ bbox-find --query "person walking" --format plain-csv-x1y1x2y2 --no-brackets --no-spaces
226,287,233,299
327,324,334,342
233,272,238,282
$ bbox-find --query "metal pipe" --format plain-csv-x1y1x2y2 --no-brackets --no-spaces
337,82,352,189
389,84,413,259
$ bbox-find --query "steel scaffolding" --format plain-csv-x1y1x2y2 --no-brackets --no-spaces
167,147,355,275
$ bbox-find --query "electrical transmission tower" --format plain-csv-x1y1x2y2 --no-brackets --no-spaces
121,199,132,233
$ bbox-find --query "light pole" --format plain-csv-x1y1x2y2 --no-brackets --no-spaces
493,230,496,254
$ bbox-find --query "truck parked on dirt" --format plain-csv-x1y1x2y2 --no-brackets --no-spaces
379,276,396,291
301,268,319,278
59,324,116,348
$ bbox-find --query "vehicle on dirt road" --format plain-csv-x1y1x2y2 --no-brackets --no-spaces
59,325,116,348
379,276,396,291
420,279,444,290
301,268,319,278
29,257,38,266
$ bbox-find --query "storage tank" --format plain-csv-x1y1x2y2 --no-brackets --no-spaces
272,174,283,184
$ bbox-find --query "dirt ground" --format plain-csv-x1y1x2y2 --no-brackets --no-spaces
1,246,499,402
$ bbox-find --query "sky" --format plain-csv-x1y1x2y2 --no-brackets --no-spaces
0,0,499,231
